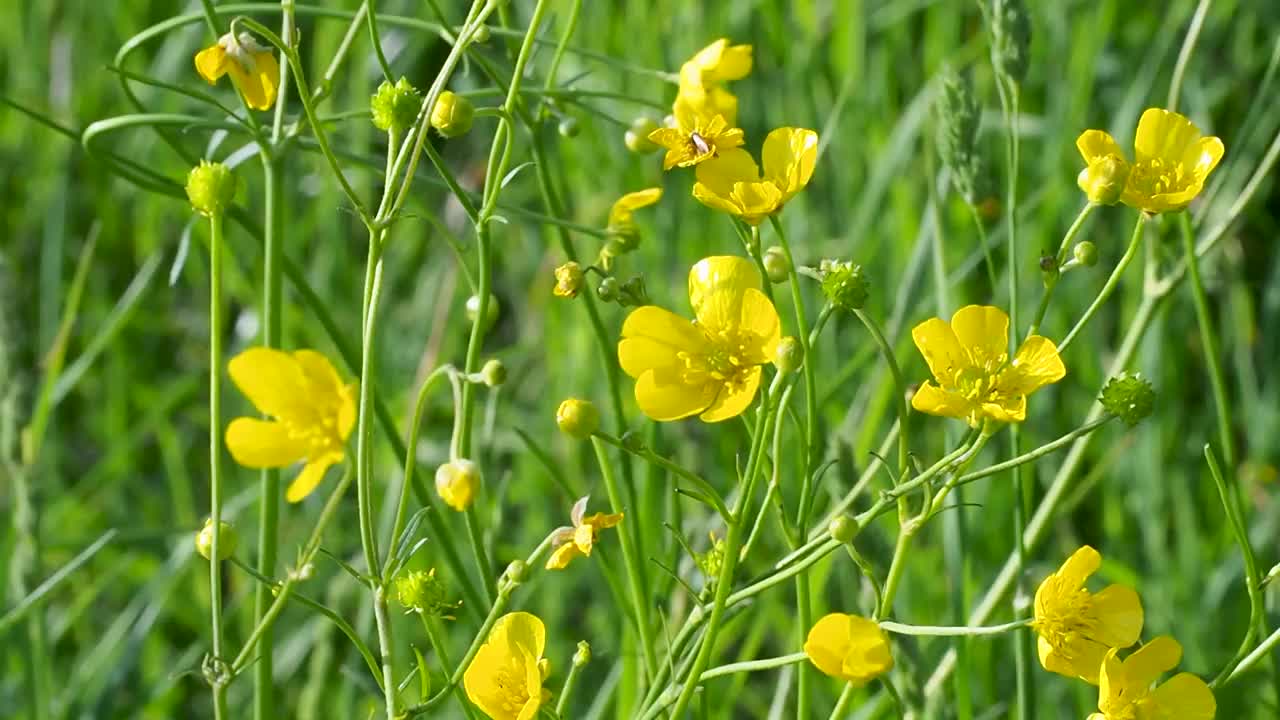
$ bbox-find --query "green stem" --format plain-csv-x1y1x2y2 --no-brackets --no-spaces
373,586,398,719
422,614,477,719
1179,213,1235,470
853,309,909,483
1058,214,1147,352
1207,445,1266,686
880,618,1030,637
556,654,586,717
207,211,229,720
698,652,808,681
590,437,659,678
827,683,856,720
593,431,731,522
1027,202,1095,337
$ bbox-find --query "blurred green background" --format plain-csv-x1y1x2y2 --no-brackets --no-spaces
3,0,1280,717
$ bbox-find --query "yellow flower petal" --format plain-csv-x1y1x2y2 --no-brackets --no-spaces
608,187,663,229
674,84,741,129
841,615,894,685
682,38,753,85
762,127,819,198
998,335,1066,396
545,542,582,570
732,181,785,225
619,306,709,378
981,395,1027,424
1097,647,1125,710
1076,129,1125,165
911,316,970,388
911,382,978,423
699,365,761,422
1123,636,1182,691
688,255,763,332
1184,135,1225,180
949,305,1009,368
1089,584,1144,649
1057,545,1102,587
1134,108,1201,164
225,417,307,468
634,370,717,421
500,612,547,659
572,523,596,555
286,452,341,502
194,44,229,84
228,347,311,421
738,287,782,362
464,640,511,718
693,148,761,198
804,613,853,679
582,511,624,530
1147,673,1216,720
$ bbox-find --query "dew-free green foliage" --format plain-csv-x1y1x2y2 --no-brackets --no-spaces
3,1,1280,718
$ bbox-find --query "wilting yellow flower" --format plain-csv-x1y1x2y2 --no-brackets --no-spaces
1032,546,1144,684
648,102,745,170
464,612,551,720
436,458,480,512
1089,637,1216,720
692,128,819,225
679,38,753,88
1076,108,1224,214
226,348,356,502
804,613,894,685
618,256,781,422
910,305,1065,427
607,187,663,235
553,262,585,299
194,32,280,111
546,496,624,570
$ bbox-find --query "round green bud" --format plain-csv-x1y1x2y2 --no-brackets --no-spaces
480,358,506,388
558,117,580,138
597,276,620,302
624,117,660,154
504,559,528,585
394,568,459,617
762,246,790,284
573,641,592,667
472,24,491,43
819,259,870,312
196,518,238,561
1099,372,1156,427
1073,241,1098,267
556,398,600,439
465,294,499,331
185,161,237,217
371,77,422,134
773,336,804,374
828,515,858,544
430,90,475,138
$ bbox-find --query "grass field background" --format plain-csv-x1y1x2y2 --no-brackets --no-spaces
4,0,1280,718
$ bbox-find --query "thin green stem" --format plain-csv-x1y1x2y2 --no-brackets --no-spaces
1167,0,1214,112
1179,213,1235,470
1207,445,1266,686
207,211,229,720
1059,214,1147,352
422,614,477,719
853,309,909,483
1027,202,1095,337
556,653,586,716
880,618,1030,637
698,652,808,682
373,586,398,719
827,683,856,720
593,431,731,522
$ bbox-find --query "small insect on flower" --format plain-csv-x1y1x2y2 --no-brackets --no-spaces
804,613,894,686
464,612,552,720
1076,108,1224,214
1031,546,1143,685
545,496,623,570
692,128,819,225
910,305,1065,428
1088,636,1216,720
647,100,745,171
618,256,781,422
225,348,356,502
194,32,280,111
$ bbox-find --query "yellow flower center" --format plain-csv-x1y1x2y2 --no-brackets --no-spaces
283,410,345,461
1128,156,1192,197
950,348,1009,404
1032,585,1098,659
677,327,756,393
492,662,532,714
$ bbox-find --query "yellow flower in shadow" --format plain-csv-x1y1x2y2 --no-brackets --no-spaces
910,305,1065,427
464,612,551,720
803,613,894,685
1077,108,1224,214
1088,637,1216,720
692,128,818,225
1032,546,1144,684
545,496,624,570
618,256,781,422
195,32,280,111
225,348,356,502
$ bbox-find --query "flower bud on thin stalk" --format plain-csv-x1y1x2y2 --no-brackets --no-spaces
1099,372,1155,427
762,245,790,284
479,358,506,388
625,117,660,154
371,77,422,135
465,293,500,332
818,259,869,313
557,398,600,439
186,161,237,217
430,90,475,138
773,336,803,374
196,518,238,561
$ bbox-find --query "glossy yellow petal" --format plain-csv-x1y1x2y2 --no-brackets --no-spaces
911,317,970,387
501,612,547,658
999,335,1066,396
694,148,761,196
1097,647,1125,709
464,640,511,719
681,38,753,85
1057,545,1102,588
582,511,624,530
1123,636,1182,691
692,180,745,216
545,542,582,570
688,255,762,332
1090,584,1144,648
699,365,761,422
294,349,346,402
194,44,229,84
738,287,782,363
618,306,708,378
732,181,785,225
841,615,894,686
982,395,1027,424
228,347,309,421
911,382,977,423
225,417,307,468
225,55,271,111
1076,129,1125,164
674,85,740,130
337,382,358,441
950,305,1010,368
762,127,819,198
572,523,597,555
519,648,543,720
634,370,717,421
1184,135,1224,181
1147,673,1216,720
286,452,341,502
804,613,853,679
608,187,663,228
1134,108,1201,164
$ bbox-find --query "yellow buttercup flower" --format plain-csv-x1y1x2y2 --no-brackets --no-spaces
1032,546,1144,685
679,38,753,88
225,348,356,502
692,128,819,225
607,187,663,235
464,612,551,720
1088,637,1216,720
910,305,1065,427
803,613,894,686
618,256,781,422
545,496,624,570
1076,108,1224,214
648,104,745,171
194,32,280,111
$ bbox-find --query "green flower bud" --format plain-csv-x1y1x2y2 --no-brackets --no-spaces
762,246,790,284
480,358,506,388
819,259,869,312
625,117,660,154
1099,372,1155,427
185,161,237,217
465,294,499,331
472,24,491,43
573,641,592,667
504,559,528,585
698,532,726,581
435,458,480,512
1073,241,1098,267
371,77,422,134
430,90,475,138
558,117,580,138
773,336,804,374
828,515,858,544
196,518,238,561
394,568,460,618
987,0,1032,85
556,398,600,439
597,276,620,302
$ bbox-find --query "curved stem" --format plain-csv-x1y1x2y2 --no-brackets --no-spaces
1027,202,1095,337
206,211,229,720
1058,214,1147,352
